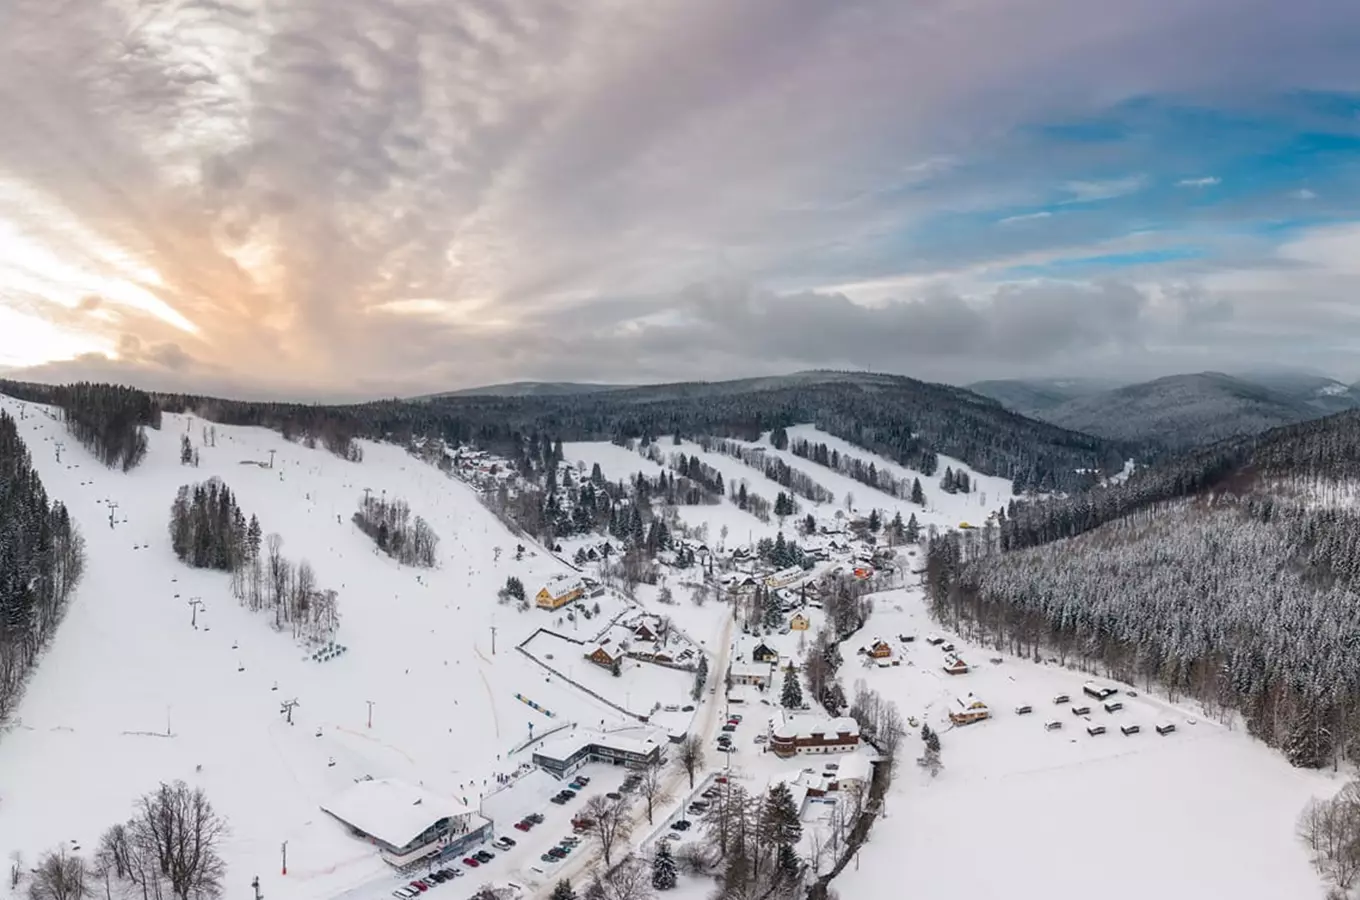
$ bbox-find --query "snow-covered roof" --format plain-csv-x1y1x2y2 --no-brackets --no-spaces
321,778,471,850
729,662,773,680
770,711,860,741
534,725,666,762
833,754,873,784
543,574,582,595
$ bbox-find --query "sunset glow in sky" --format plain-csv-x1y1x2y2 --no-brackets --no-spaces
2,0,1359,398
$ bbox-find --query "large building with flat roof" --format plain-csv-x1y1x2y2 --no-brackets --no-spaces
531,726,665,777
321,777,492,866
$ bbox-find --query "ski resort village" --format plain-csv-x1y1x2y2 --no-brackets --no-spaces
0,385,1345,900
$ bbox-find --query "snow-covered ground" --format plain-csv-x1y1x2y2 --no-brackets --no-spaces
0,398,728,900
1,396,1335,900
831,588,1333,900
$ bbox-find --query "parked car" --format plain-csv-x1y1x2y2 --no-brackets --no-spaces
1053,694,1071,704
1044,720,1063,731
1015,705,1033,715
477,851,495,863
1087,725,1107,736
560,789,576,799
671,820,692,831
1104,701,1124,713
1071,705,1091,716
722,724,737,732
527,813,545,824
424,872,445,884
541,853,557,864
393,889,418,899
514,821,530,831
716,776,728,784
575,776,591,786
439,869,460,879
561,836,581,846
606,791,622,800
462,858,478,868
1156,723,1177,736
1121,724,1141,736
730,714,743,722
550,795,567,805
410,881,429,891
941,642,955,652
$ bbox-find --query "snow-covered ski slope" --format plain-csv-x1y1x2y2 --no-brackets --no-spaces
0,397,632,898
563,424,1013,544
834,588,1332,900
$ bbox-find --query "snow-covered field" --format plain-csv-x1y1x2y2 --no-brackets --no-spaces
832,588,1333,900
0,398,716,900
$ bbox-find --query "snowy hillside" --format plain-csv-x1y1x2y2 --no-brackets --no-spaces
563,426,1013,550
0,397,652,899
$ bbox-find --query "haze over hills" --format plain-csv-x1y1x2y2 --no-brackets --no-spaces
971,370,1360,451
965,377,1126,415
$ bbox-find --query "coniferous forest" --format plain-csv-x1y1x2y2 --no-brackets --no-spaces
0,381,161,471
0,410,85,718
928,408,1360,770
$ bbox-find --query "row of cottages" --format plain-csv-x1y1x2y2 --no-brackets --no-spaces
536,575,585,610
768,711,861,758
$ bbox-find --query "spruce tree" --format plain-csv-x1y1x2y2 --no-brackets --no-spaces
651,839,678,890
911,477,925,505
550,880,577,900
781,663,804,708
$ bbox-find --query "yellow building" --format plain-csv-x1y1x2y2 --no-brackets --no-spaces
536,575,584,610
789,612,810,631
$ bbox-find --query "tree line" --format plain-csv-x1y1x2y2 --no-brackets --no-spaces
694,436,835,505
789,438,930,505
353,494,439,567
0,381,161,472
0,409,85,719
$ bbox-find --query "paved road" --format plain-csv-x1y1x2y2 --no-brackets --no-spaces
523,609,736,898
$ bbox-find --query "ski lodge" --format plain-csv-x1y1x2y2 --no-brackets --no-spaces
320,777,493,867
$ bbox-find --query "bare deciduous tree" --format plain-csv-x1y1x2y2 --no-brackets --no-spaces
1299,783,1360,893
28,847,88,900
127,781,228,900
677,736,705,789
637,759,670,825
600,857,653,900
582,794,632,868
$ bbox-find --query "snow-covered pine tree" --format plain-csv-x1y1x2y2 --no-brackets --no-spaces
651,840,678,890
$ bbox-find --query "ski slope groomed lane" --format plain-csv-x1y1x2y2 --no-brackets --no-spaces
0,399,643,900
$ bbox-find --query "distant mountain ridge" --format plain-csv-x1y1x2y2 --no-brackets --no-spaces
970,370,1360,452
417,380,630,399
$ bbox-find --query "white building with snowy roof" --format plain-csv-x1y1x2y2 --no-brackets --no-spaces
320,777,492,866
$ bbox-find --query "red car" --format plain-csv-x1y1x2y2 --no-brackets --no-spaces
514,822,530,831
409,882,428,892
463,858,479,868
715,776,728,784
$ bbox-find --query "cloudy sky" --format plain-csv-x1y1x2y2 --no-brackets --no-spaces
1,0,1359,399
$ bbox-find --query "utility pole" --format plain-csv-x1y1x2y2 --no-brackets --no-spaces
251,876,262,900
268,450,276,469
366,700,375,729
280,841,288,876
188,597,204,629
280,699,299,725
53,440,64,462
108,501,119,529
490,625,497,656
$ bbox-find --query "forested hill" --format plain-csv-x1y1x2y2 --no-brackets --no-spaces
998,406,1360,552
157,370,1124,494
928,407,1360,771
0,371,1129,495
